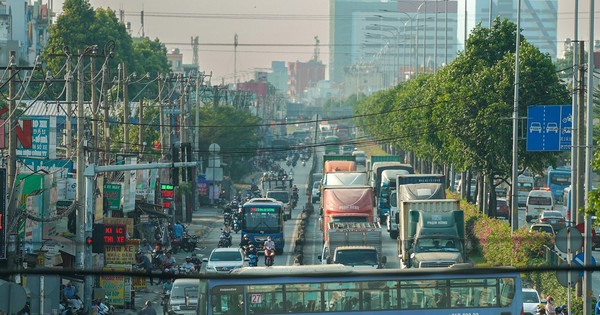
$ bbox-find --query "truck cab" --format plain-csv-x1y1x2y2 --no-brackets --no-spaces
411,236,465,268
320,245,386,269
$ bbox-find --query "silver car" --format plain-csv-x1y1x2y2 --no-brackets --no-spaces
203,247,246,274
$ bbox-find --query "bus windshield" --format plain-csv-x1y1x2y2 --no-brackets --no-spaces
242,207,282,233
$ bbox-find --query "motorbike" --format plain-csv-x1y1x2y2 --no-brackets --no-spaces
93,298,112,315
161,293,170,314
232,218,241,234
264,247,275,266
248,252,258,267
60,297,84,315
301,160,306,167
152,248,165,270
218,230,232,248
224,212,232,226
179,234,199,252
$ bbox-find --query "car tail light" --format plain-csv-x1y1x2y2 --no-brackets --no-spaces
540,218,549,222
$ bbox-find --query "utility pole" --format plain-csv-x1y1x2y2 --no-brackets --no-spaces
7,51,17,273
139,98,144,158
180,75,187,222
123,63,130,152
158,75,165,160
65,59,72,157
91,53,99,164
102,63,110,165
576,42,585,228
76,49,93,310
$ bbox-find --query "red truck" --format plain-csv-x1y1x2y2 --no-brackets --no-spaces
320,186,375,242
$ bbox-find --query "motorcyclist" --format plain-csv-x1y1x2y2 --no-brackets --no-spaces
162,251,177,273
247,244,258,256
190,253,202,271
240,234,251,248
264,236,275,251
545,296,556,315
181,256,196,273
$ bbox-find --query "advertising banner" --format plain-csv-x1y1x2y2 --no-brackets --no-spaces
104,244,137,265
104,183,122,211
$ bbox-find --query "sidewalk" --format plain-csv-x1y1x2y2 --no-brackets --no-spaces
113,206,222,315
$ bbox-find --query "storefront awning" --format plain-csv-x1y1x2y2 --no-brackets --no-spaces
136,201,169,218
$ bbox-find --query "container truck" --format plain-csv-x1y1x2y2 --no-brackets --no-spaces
366,155,403,171
376,169,413,223
320,186,375,241
386,175,446,239
318,222,386,269
397,199,467,268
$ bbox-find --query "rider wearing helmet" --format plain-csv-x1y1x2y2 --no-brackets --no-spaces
247,244,257,256
264,236,275,251
240,234,251,248
182,256,195,273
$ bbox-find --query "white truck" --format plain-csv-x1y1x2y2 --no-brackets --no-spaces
318,222,386,269
397,199,468,268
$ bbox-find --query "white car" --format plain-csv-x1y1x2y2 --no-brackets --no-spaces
522,287,542,315
202,247,246,274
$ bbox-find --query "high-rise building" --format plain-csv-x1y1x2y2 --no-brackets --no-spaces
330,0,397,84
288,60,326,101
458,0,557,58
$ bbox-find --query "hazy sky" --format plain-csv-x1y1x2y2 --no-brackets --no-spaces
51,1,600,83
66,0,331,84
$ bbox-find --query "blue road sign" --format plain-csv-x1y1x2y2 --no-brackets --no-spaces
526,105,572,151
573,252,596,276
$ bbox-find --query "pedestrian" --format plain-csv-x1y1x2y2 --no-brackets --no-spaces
595,294,600,315
63,282,77,300
173,221,184,240
138,300,157,315
135,251,154,285
545,296,556,315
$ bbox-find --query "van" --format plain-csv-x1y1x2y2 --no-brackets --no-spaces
167,278,200,314
525,189,554,223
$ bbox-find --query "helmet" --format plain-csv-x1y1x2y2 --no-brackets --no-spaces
243,234,249,238
249,244,255,248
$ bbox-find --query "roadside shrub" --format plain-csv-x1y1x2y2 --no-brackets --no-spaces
472,216,512,265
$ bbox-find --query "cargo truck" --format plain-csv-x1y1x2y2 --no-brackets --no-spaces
397,199,467,268
318,222,386,269
376,169,413,223
366,155,403,171
386,175,446,239
320,186,375,241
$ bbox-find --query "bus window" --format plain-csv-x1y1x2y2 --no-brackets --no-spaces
246,284,283,314
285,283,323,312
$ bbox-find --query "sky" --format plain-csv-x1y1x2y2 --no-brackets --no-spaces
62,0,331,85
50,1,600,84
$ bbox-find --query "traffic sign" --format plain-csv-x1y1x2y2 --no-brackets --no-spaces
556,262,580,288
555,227,583,253
573,252,597,276
0,282,27,313
526,105,572,151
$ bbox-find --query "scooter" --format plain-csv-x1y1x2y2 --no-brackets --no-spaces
248,252,258,267
218,230,232,248
264,247,275,266
232,218,241,234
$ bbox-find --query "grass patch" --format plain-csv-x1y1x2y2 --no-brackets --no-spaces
357,144,387,157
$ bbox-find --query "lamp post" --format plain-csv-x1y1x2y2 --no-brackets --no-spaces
414,1,427,76
368,27,399,86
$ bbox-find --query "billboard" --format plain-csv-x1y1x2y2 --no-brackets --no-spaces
0,117,57,158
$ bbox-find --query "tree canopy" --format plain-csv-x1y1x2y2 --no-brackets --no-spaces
354,18,570,205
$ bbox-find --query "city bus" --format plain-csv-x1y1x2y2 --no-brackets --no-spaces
197,265,523,315
324,135,341,155
547,166,571,202
241,198,285,254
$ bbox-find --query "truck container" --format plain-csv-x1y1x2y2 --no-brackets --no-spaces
376,169,413,222
265,190,293,221
318,222,386,269
324,160,357,173
397,199,467,268
323,171,368,187
320,186,375,241
387,179,446,239
367,155,403,171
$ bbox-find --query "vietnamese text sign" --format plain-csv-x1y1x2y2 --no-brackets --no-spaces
104,244,137,264
0,117,57,158
100,272,125,306
104,183,122,211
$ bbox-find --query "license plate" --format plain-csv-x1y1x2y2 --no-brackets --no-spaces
550,220,556,224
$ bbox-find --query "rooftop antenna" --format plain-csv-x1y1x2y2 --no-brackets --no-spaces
313,36,320,62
